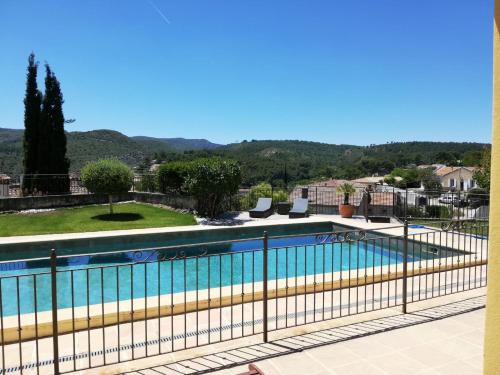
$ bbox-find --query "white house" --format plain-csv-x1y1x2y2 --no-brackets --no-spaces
434,166,477,191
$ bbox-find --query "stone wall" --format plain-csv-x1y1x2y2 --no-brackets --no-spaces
133,192,196,210
0,192,196,212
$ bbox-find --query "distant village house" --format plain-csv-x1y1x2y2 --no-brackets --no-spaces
433,166,476,191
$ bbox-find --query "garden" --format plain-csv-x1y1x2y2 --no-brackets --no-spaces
0,202,196,237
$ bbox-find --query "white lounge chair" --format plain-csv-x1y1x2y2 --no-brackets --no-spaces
289,198,308,218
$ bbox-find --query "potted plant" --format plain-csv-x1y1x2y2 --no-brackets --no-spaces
337,182,356,218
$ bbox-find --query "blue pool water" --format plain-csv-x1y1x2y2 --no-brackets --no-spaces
0,234,421,316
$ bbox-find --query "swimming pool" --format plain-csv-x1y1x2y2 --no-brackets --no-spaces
0,223,444,317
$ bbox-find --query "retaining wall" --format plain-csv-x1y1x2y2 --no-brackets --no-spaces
0,192,195,212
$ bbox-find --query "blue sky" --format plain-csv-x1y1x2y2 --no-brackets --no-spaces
0,0,494,145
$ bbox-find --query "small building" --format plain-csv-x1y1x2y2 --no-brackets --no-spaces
0,174,10,197
313,179,350,188
351,176,385,186
434,166,477,191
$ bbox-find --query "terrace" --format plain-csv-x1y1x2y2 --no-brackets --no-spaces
1,4,499,375
0,204,489,374
0,154,494,375
0,165,493,375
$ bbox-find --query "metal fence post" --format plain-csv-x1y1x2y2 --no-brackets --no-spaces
404,188,408,221
316,186,318,214
364,191,369,222
458,189,462,222
392,186,395,217
50,249,60,374
402,221,408,314
263,231,269,342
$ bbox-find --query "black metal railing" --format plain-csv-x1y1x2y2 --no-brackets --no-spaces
2,175,490,225
0,221,488,374
3,174,88,197
400,189,490,223
231,185,490,223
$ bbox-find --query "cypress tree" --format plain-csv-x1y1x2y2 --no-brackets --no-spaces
41,64,70,193
22,53,42,193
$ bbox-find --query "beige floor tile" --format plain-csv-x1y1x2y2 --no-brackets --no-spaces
339,336,396,359
414,369,444,375
434,336,484,360
307,344,362,368
456,329,487,347
333,360,388,375
434,359,482,375
370,353,431,374
465,354,485,371
401,343,457,368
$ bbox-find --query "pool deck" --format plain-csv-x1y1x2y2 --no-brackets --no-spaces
95,288,488,375
203,293,486,375
0,213,488,374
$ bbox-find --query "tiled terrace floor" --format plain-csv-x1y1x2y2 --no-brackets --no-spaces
122,291,486,375
210,303,485,375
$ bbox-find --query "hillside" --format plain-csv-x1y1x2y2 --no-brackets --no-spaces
0,128,225,175
0,128,23,175
0,128,174,174
0,128,489,186
203,140,489,186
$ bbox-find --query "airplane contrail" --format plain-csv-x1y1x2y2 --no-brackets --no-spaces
148,0,171,25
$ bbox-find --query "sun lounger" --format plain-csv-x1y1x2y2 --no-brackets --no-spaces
249,197,273,218
289,198,308,218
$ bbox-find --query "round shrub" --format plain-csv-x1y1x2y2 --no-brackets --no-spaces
273,189,289,203
136,173,158,192
158,161,189,194
246,182,288,208
406,207,424,218
81,159,133,213
184,157,241,218
426,205,451,219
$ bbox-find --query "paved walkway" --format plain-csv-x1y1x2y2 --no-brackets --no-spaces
211,303,485,375
122,292,486,375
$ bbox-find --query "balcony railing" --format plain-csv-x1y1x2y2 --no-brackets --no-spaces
1,175,489,224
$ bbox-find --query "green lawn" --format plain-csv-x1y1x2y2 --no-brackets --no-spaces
410,219,489,237
0,203,197,237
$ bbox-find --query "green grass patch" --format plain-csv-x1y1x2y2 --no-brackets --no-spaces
0,203,197,237
410,219,489,237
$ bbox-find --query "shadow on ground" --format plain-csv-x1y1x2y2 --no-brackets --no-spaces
124,295,486,375
91,213,144,222
198,212,253,226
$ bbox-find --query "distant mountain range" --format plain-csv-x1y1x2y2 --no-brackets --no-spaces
131,136,222,151
0,127,222,175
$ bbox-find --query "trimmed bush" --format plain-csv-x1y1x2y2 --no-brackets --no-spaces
426,205,451,219
135,173,158,192
406,207,425,218
245,182,288,209
158,161,189,194
184,157,241,218
81,159,133,214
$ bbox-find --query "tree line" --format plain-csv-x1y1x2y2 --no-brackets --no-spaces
150,140,490,188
